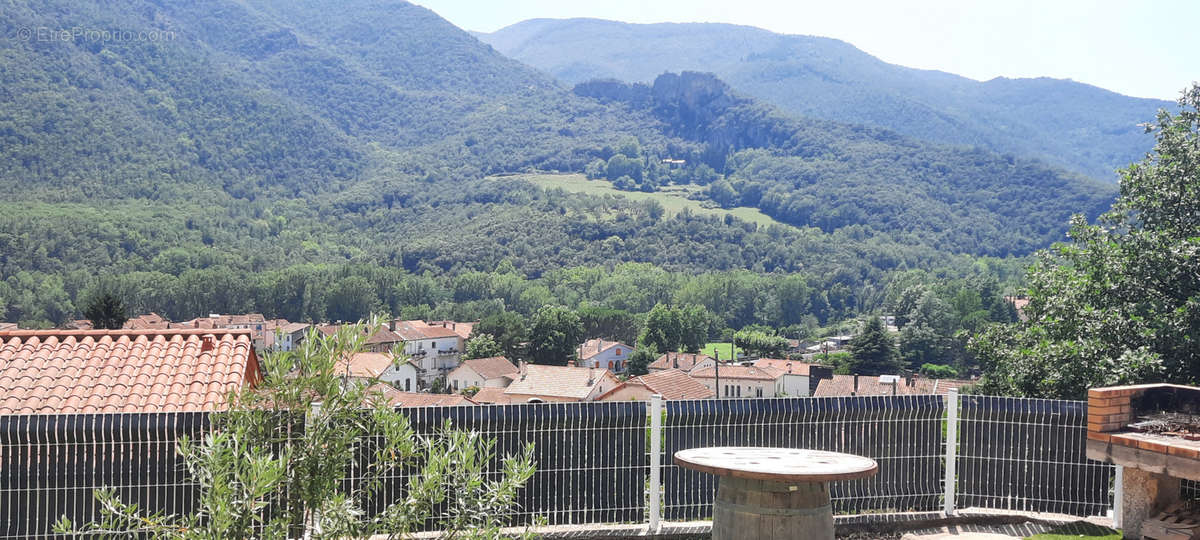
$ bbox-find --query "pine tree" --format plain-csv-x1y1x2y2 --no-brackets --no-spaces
848,317,898,375
83,291,128,330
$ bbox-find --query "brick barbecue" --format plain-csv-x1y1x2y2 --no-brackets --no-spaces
1087,384,1200,539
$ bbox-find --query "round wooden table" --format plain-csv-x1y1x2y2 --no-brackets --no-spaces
674,447,878,540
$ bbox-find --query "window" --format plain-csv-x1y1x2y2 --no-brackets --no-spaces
453,380,459,390
736,386,741,397
615,348,622,356
405,379,411,391
608,361,613,370
756,388,763,397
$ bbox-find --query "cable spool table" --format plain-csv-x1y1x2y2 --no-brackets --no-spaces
674,447,878,540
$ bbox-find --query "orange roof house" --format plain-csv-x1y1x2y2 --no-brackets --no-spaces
0,329,260,415
598,369,715,401
648,352,715,373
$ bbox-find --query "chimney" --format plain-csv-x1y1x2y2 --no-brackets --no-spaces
200,334,216,353
673,353,679,369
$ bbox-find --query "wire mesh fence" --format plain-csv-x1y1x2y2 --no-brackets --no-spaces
660,395,947,519
956,395,1114,516
0,394,1114,538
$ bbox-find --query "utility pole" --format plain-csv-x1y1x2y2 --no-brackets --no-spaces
714,349,721,398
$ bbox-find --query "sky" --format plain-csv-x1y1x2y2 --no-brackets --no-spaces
413,0,1198,100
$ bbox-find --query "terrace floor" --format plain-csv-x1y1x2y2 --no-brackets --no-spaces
388,509,1118,540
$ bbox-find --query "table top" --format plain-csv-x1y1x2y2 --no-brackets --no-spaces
673,447,878,483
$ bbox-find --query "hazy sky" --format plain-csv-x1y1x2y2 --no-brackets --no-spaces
413,0,1198,100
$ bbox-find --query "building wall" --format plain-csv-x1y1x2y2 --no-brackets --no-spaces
780,374,810,397
379,363,419,392
696,377,780,398
447,366,512,391
581,346,630,373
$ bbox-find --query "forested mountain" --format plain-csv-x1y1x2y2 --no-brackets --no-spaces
0,0,1115,329
480,18,1171,181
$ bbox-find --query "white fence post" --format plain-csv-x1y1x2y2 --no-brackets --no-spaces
1113,465,1124,529
944,388,959,516
649,394,664,532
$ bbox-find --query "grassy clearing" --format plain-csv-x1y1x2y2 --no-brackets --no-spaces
700,342,741,360
1025,521,1120,540
497,173,789,229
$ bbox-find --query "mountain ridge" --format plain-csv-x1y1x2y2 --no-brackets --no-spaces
480,17,1170,181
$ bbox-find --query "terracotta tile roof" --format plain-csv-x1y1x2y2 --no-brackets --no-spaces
690,365,783,381
504,364,617,400
392,320,460,341
122,312,169,330
0,329,259,415
336,352,399,379
366,384,475,407
426,321,474,340
455,356,518,380
365,328,404,345
64,320,94,330
469,386,512,404
752,358,828,376
812,374,974,397
0,323,16,331
649,352,713,371
635,369,714,400
279,322,311,334
579,338,629,361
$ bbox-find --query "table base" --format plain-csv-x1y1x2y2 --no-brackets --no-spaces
712,476,833,540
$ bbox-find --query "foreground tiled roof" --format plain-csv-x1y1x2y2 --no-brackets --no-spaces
649,352,713,371
635,369,714,400
0,329,259,415
456,356,518,380
812,374,974,397
752,358,828,376
504,365,616,400
690,365,783,381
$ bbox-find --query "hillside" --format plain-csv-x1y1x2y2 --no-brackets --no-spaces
480,18,1171,181
0,0,1118,326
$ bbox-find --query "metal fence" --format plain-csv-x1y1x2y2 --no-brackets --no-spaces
0,393,1113,538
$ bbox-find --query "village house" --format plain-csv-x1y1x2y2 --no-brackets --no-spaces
690,364,784,398
425,320,474,351
502,364,620,403
0,328,260,414
468,386,511,405
122,312,169,330
273,321,311,352
446,356,519,391
336,351,420,392
752,358,834,397
647,352,715,373
390,320,463,385
597,369,715,401
577,338,632,373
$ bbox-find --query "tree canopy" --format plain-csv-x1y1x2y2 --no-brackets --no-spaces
972,85,1200,399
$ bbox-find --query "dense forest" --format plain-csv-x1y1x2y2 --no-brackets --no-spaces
482,18,1169,181
0,0,1121,377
